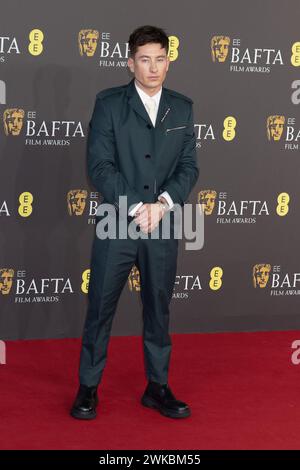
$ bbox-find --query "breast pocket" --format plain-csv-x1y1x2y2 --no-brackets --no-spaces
165,125,188,135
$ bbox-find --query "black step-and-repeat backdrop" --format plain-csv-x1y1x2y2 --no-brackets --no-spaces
1,0,300,340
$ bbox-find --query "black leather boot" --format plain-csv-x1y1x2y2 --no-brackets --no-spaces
70,384,99,420
141,381,191,418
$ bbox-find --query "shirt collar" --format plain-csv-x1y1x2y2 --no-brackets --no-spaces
134,79,162,107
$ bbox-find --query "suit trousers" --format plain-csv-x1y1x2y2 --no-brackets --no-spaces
78,212,178,387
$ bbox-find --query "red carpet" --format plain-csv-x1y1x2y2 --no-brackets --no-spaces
0,330,300,450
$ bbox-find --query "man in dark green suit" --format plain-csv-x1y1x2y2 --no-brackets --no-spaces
71,25,199,420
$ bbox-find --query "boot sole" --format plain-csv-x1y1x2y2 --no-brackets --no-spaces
70,408,97,420
141,395,191,419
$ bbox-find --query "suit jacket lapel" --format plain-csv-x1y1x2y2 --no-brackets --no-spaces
156,89,171,128
126,77,171,129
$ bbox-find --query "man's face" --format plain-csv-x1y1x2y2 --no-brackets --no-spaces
127,42,170,91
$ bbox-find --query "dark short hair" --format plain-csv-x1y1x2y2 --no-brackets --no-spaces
128,25,169,58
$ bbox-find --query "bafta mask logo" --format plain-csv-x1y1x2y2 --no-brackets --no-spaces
253,264,271,288
67,190,88,216
78,29,99,57
211,35,230,63
3,108,25,136
0,268,14,295
198,190,217,215
267,115,285,141
128,266,140,292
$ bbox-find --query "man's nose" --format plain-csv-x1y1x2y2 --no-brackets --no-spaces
150,62,158,71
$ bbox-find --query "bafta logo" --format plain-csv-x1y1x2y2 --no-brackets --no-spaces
253,264,271,288
211,36,230,63
128,266,140,292
3,108,25,136
267,115,285,141
198,190,217,215
78,29,99,57
67,190,88,216
0,268,14,295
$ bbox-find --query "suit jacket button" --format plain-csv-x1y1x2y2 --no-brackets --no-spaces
144,185,149,189
146,124,152,129
145,154,151,158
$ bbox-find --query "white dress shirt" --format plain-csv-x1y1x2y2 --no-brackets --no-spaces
128,80,174,217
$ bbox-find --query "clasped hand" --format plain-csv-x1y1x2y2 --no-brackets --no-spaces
133,202,166,233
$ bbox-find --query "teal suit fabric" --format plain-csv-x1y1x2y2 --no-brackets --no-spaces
79,77,199,386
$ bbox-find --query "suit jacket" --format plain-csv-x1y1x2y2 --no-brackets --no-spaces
87,77,199,216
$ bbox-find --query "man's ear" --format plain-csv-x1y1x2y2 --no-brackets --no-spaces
166,56,170,71
127,57,134,73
